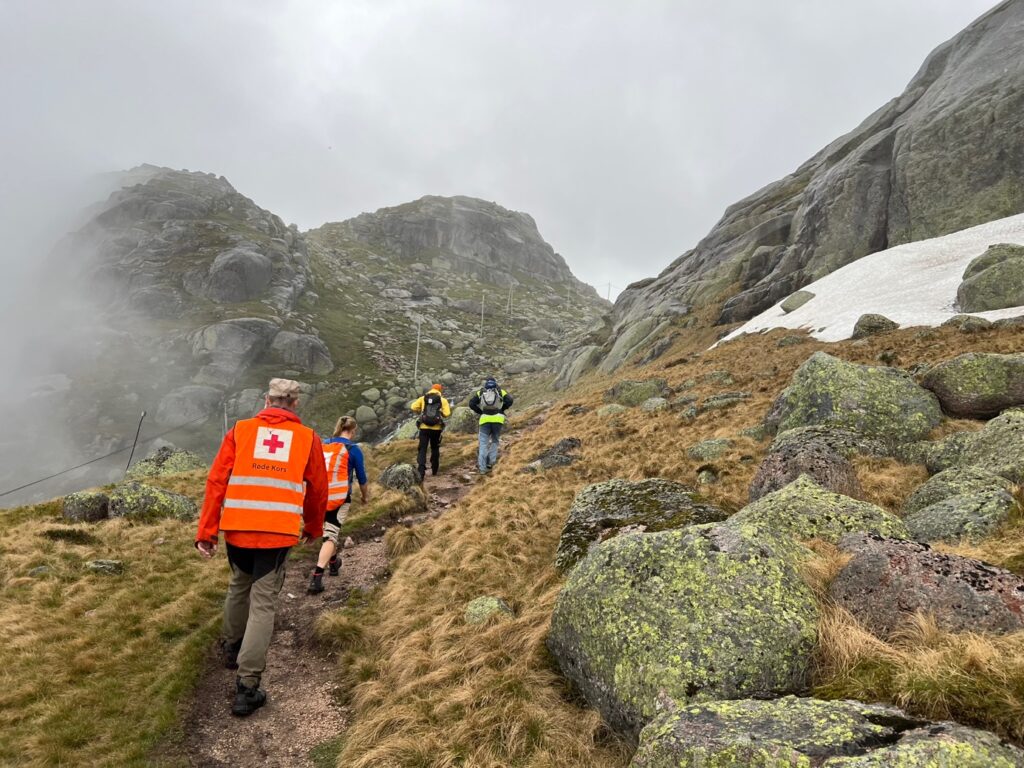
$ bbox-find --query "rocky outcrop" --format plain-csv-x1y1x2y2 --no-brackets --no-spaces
548,524,818,737
958,243,1024,312
765,352,942,445
922,352,1024,418
108,482,198,522
62,491,110,522
554,478,728,571
902,466,1014,514
126,447,206,479
904,490,1017,543
831,533,1024,638
632,697,1024,767
604,379,669,407
599,1,1024,369
939,409,1024,483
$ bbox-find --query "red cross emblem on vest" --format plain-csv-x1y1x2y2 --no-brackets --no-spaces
254,426,293,461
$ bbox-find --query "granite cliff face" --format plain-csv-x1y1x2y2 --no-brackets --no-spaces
598,0,1024,373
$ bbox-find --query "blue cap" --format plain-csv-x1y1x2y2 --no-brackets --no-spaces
484,377,498,389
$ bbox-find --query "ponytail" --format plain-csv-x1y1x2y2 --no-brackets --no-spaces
333,415,358,437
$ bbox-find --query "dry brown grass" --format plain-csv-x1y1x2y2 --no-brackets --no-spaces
853,456,928,512
330,320,1024,767
384,525,429,560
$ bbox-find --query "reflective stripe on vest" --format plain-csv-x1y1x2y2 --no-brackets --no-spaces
222,418,314,536
323,442,350,507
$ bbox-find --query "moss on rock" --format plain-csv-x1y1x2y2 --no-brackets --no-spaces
921,352,1024,418
554,478,729,572
547,524,819,738
62,491,110,523
727,476,907,544
126,446,205,479
108,482,197,522
631,698,1024,767
605,379,669,407
464,596,513,624
904,490,1017,543
765,352,942,445
902,466,1013,515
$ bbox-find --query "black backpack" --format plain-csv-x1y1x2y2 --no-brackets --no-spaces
421,392,444,426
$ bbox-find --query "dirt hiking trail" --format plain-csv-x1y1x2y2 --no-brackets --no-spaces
178,458,482,768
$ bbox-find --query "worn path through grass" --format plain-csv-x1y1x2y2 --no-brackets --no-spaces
177,455,484,768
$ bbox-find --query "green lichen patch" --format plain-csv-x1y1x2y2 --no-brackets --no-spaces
902,467,1013,515
727,475,907,544
126,446,206,479
823,723,1024,767
765,352,942,446
955,409,1024,483
107,482,198,523
921,352,1024,419
687,439,733,461
554,479,729,572
547,524,819,738
904,490,1018,543
604,379,669,407
464,596,513,625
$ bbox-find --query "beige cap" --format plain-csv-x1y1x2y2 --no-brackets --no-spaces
268,378,302,398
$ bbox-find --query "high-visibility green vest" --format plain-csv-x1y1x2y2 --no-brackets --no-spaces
478,389,507,425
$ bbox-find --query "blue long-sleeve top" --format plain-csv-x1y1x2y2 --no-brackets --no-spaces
324,436,367,487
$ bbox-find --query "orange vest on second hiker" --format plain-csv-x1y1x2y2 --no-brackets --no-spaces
222,417,315,537
323,441,350,510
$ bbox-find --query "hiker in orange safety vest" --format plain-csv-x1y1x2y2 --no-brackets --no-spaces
307,415,369,595
195,377,328,717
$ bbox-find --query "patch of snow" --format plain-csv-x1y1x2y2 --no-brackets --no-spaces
721,213,1024,344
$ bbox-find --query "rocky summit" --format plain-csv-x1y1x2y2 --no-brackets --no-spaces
31,171,606,484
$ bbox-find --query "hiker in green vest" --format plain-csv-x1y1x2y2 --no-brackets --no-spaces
468,377,513,474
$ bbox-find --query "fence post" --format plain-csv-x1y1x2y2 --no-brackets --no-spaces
124,411,147,475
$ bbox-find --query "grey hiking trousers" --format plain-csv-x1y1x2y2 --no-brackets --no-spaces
223,544,289,688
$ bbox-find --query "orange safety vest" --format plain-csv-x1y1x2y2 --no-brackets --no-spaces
323,441,350,510
221,417,314,537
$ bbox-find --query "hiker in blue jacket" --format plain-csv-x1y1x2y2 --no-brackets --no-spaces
468,377,513,474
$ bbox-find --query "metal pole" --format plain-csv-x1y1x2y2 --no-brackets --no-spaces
480,291,485,336
124,411,147,475
413,319,422,384
223,402,228,434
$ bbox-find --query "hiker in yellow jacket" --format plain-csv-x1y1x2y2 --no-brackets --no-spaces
410,384,451,480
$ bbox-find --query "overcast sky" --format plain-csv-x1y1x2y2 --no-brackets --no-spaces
0,0,999,299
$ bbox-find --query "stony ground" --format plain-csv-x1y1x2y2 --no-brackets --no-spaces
180,464,478,767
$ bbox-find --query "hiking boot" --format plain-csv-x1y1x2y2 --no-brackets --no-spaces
221,638,242,670
231,679,267,717
327,557,340,577
307,573,324,594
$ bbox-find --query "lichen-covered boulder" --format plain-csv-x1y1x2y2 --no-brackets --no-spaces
765,352,942,445
852,313,899,339
379,463,420,492
903,466,1014,514
547,524,819,737
954,409,1024,483
698,392,751,414
918,430,976,474
554,478,728,572
605,379,669,407
446,406,478,434
632,697,1024,768
391,418,420,441
831,533,1024,638
728,476,907,545
596,403,628,418
464,596,513,624
640,397,669,413
749,434,861,502
108,482,198,522
768,425,886,459
943,314,993,333
126,446,206,479
905,490,1018,543
921,352,1024,418
686,439,732,461
957,243,1024,313
62,491,110,522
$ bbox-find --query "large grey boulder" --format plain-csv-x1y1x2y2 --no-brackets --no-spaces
958,243,1024,313
446,406,478,434
205,246,273,302
727,476,907,545
554,478,728,572
108,482,198,522
379,463,420,493
950,409,1024,483
749,430,861,501
922,353,1024,418
851,313,899,339
548,524,818,738
780,290,814,313
269,331,333,374
155,385,222,427
604,379,669,407
765,352,942,445
631,697,1024,768
903,466,1014,514
904,490,1017,543
62,491,110,522
831,533,1024,638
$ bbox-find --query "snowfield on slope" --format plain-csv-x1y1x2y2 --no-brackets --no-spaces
722,212,1024,344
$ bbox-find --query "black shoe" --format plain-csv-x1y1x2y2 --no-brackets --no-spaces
307,573,324,594
231,679,267,717
328,557,340,577
222,638,242,670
